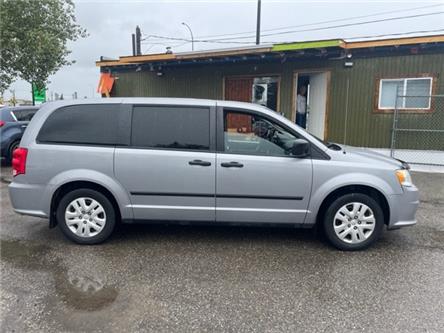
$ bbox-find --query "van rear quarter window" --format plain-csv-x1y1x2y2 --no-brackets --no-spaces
131,106,210,150
37,104,121,145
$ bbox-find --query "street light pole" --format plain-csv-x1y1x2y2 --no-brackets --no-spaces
182,22,194,51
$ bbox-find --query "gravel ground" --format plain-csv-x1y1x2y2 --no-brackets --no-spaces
1,167,443,333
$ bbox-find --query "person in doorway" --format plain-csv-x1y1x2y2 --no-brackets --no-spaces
296,85,307,129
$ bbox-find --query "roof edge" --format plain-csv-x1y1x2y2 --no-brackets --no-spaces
96,34,444,67
344,34,444,49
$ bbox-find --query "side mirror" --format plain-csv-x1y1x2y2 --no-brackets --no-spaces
291,139,310,158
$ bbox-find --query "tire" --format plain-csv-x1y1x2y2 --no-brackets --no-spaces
56,188,116,244
323,193,384,251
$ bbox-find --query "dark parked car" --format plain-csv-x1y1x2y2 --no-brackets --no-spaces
0,106,39,163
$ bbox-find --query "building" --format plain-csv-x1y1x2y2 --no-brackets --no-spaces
96,35,444,149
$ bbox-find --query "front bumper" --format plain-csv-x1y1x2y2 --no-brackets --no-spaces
387,185,419,230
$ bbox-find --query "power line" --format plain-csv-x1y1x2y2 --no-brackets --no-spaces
141,41,189,46
195,4,443,40
142,27,444,47
141,27,444,55
143,28,444,46
143,41,190,54
142,11,444,45
143,35,258,44
207,11,444,41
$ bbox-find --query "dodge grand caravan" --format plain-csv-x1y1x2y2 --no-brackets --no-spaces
9,98,419,250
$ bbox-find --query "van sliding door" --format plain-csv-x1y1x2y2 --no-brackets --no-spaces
114,104,217,222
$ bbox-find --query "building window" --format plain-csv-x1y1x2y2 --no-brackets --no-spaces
225,76,280,112
251,77,279,111
377,77,433,111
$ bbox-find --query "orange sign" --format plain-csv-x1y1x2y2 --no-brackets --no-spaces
97,73,115,97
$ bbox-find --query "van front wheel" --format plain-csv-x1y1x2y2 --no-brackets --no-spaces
56,189,116,244
323,193,384,251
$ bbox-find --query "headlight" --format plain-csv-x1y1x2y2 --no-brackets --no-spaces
396,169,413,187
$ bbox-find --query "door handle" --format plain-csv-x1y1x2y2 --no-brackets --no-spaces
188,159,212,166
21,125,27,128
221,161,244,168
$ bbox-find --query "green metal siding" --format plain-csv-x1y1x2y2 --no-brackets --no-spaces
329,53,444,148
110,52,444,148
114,66,223,99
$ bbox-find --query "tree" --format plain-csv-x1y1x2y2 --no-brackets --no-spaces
0,0,87,95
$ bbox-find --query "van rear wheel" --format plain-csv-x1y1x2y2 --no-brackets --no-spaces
56,189,116,244
323,193,384,251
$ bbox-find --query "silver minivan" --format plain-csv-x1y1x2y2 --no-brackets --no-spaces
9,98,419,250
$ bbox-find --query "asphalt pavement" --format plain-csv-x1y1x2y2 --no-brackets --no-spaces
1,167,443,332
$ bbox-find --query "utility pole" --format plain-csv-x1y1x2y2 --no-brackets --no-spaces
31,84,35,106
256,0,261,45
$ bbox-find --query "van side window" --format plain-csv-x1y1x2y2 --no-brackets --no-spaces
37,104,121,145
131,106,210,151
224,110,299,157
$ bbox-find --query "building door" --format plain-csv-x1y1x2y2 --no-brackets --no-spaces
225,77,253,102
306,72,328,139
224,77,254,133
293,71,330,140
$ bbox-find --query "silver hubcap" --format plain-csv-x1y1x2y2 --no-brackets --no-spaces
333,202,376,244
65,197,106,238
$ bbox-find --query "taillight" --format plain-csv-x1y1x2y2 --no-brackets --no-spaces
0,120,5,127
12,147,28,177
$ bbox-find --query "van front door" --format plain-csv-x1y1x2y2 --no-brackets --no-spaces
115,104,216,222
216,109,312,224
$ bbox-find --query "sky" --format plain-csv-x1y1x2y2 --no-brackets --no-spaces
5,0,444,101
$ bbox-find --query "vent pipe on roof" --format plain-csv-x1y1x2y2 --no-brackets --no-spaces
132,33,136,56
136,26,141,55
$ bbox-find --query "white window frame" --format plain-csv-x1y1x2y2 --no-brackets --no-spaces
378,77,433,110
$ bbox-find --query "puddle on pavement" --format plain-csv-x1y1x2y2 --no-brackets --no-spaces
1,239,118,311
55,271,118,311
